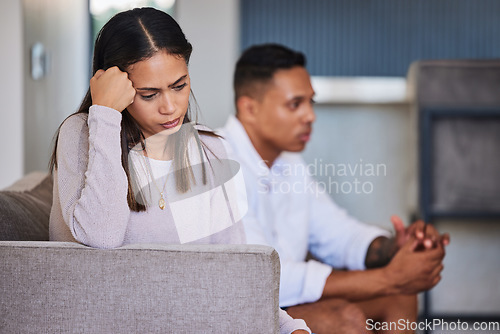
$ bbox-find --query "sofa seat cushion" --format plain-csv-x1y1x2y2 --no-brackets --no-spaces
0,172,53,241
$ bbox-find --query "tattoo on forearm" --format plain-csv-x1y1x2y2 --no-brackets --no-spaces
365,237,396,268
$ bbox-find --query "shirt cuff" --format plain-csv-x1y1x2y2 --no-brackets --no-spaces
280,259,332,307
303,259,333,302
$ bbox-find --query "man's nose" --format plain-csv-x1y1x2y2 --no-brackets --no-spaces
303,103,316,123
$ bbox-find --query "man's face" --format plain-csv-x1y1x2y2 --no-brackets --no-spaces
253,66,316,154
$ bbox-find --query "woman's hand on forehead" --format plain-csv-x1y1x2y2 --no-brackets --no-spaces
90,66,136,113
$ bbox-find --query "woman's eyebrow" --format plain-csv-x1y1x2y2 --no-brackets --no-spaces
136,87,159,91
168,74,188,88
136,75,188,91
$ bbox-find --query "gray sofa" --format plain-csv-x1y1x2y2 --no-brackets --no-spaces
0,172,280,333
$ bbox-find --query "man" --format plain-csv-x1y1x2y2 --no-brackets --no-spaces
219,44,450,334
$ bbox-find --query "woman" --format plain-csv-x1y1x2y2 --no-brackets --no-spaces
48,7,310,334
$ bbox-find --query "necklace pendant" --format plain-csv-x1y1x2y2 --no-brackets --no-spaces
159,193,165,210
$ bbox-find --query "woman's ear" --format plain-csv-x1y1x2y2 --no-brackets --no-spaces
236,95,258,124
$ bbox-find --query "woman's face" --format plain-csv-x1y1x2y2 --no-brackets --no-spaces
126,50,190,138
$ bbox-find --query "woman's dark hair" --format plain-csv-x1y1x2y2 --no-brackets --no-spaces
49,7,215,212
233,43,306,103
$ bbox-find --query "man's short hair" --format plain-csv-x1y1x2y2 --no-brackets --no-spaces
233,43,306,103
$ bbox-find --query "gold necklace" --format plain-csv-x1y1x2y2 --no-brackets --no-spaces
142,150,173,210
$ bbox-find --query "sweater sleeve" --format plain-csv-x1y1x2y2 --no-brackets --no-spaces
55,105,130,248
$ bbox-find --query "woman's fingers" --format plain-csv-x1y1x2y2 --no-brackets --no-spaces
92,69,105,80
90,67,136,112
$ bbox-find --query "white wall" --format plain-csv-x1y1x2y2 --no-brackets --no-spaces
0,0,89,188
23,0,90,174
303,104,412,229
0,0,24,189
176,0,240,129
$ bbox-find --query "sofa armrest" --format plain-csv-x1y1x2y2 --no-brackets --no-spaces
0,241,280,333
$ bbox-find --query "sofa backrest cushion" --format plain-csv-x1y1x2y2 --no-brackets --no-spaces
0,172,53,241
